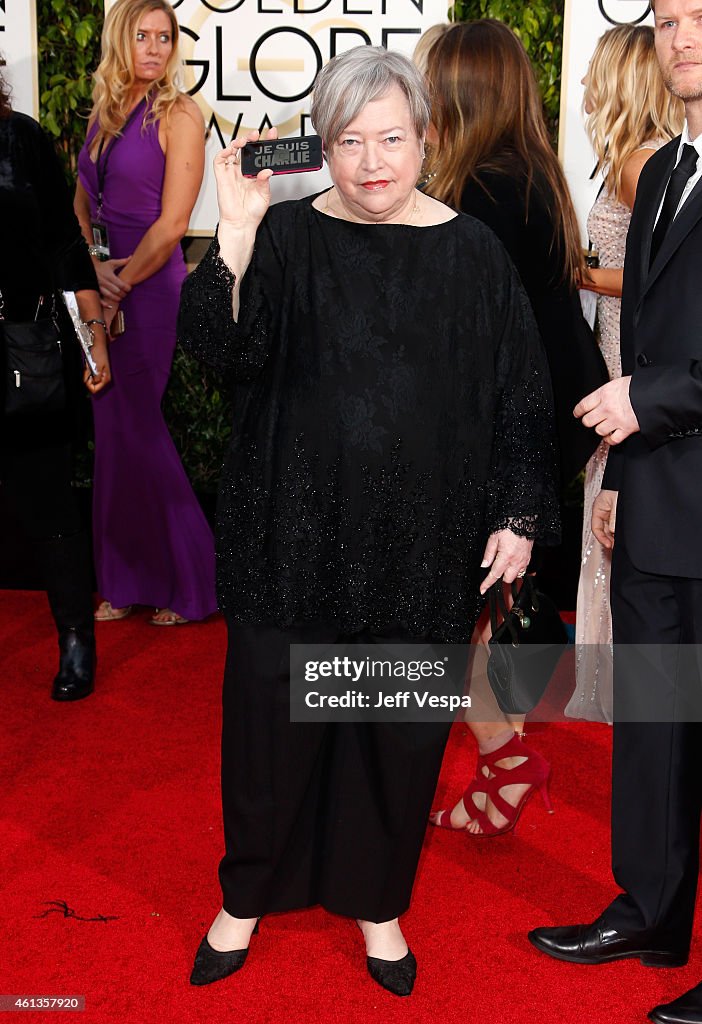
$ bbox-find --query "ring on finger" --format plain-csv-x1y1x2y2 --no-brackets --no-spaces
517,569,526,578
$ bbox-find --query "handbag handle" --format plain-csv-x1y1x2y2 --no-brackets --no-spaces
488,576,538,647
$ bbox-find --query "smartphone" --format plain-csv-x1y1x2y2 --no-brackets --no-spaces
241,135,324,178
110,310,126,338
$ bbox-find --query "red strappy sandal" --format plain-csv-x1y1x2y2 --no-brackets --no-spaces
431,771,490,830
430,732,553,835
467,732,553,836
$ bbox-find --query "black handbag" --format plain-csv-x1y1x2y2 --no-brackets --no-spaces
1,290,65,417
486,576,568,715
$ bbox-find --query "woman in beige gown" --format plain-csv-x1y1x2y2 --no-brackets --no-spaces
566,24,682,723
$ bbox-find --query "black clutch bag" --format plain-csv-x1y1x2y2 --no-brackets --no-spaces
486,576,568,715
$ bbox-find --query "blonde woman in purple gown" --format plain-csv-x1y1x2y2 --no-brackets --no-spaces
566,24,682,722
74,0,216,626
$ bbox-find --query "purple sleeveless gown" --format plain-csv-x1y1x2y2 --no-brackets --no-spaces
78,111,217,621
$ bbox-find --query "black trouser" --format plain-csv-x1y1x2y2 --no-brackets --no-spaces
219,619,457,923
1,433,93,638
604,537,702,951
1,436,81,538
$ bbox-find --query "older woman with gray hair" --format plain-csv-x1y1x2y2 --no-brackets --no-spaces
179,45,558,996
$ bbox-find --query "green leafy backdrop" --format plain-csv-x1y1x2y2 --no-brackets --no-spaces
37,0,565,493
38,0,101,178
448,0,563,141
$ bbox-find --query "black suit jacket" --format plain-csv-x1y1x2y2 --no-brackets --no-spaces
603,136,702,577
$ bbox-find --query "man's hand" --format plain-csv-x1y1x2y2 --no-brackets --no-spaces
592,489,618,549
574,376,640,445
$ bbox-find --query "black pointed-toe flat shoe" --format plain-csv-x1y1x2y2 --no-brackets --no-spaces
649,982,702,1024
366,948,417,996
528,915,688,968
189,920,259,986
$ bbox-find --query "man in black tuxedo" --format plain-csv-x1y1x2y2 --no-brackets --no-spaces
529,4,702,1022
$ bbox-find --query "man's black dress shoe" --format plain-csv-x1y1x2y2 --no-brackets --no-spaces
649,982,702,1023
366,948,417,996
528,915,688,967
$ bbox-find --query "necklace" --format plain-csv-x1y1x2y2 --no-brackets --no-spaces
323,187,420,224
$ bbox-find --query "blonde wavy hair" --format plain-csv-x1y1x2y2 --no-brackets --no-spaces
412,23,450,76
90,0,182,149
584,24,683,201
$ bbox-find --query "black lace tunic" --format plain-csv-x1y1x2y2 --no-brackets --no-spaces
178,196,559,642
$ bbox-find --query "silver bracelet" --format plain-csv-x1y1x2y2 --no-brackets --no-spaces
83,318,107,347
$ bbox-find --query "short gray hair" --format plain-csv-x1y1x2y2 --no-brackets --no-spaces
311,46,430,146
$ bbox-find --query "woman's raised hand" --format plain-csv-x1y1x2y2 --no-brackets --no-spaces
214,128,278,233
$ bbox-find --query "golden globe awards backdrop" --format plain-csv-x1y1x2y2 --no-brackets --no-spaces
1,0,40,118
559,0,654,240
106,0,449,232
1,0,662,236
105,1,663,235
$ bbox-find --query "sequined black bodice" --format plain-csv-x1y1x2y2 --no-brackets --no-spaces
178,196,559,642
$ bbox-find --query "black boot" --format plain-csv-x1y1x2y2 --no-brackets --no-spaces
38,531,96,701
52,628,96,701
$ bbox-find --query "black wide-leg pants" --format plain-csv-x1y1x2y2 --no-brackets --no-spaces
219,619,455,923
1,437,82,538
605,537,702,951
1,435,94,637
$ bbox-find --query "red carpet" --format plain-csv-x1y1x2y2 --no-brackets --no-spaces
1,589,699,1023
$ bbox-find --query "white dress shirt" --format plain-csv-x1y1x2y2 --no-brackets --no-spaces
655,121,702,226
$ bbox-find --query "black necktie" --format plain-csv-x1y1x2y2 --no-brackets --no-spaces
650,143,699,266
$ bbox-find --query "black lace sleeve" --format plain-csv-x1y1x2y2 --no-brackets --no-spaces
485,239,561,545
177,223,277,380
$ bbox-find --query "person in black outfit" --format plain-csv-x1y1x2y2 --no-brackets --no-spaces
422,20,599,836
529,4,702,1022
0,69,110,700
423,20,599,488
178,46,558,996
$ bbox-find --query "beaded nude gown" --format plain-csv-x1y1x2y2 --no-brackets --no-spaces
566,142,663,723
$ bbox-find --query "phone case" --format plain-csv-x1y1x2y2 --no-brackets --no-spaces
241,136,324,177
110,310,126,338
